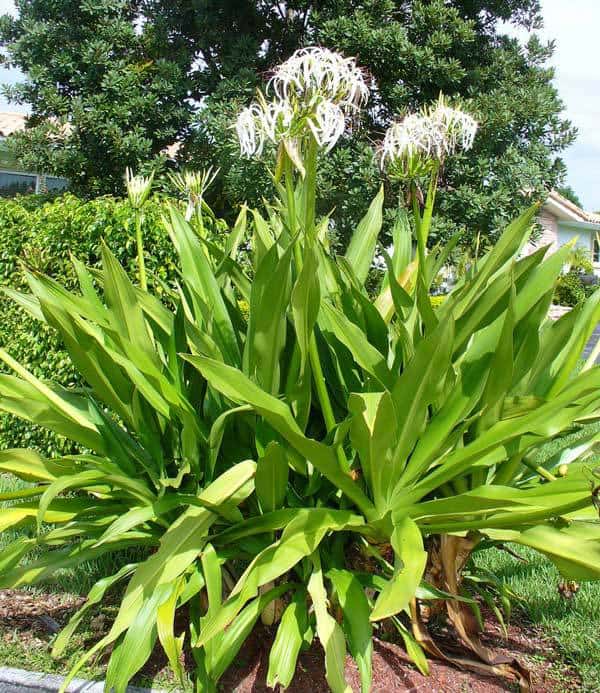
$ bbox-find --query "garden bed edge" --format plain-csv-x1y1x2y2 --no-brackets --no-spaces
0,667,164,693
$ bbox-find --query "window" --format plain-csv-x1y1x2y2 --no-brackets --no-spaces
45,176,68,192
0,171,69,196
593,235,600,264
0,171,37,197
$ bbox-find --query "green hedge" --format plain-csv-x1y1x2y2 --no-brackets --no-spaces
0,193,180,454
554,270,599,307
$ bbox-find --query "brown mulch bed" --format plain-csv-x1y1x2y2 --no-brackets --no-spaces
0,589,85,635
219,617,579,693
0,589,581,692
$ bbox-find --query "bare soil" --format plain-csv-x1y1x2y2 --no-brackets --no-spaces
0,589,581,692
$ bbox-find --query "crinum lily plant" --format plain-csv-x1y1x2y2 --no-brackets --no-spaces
1,46,600,693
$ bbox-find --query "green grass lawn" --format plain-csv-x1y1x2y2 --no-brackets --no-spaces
475,546,600,691
473,422,600,691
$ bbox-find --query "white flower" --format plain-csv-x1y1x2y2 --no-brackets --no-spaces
429,101,478,156
236,103,265,157
125,168,154,209
168,168,219,219
261,98,296,142
381,99,478,172
235,48,368,158
268,46,369,110
168,167,218,203
307,100,346,152
381,114,439,168
235,98,295,157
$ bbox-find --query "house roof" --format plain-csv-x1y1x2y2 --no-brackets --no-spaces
0,112,27,138
544,189,600,225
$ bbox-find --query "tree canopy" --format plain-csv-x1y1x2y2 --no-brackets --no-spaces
0,0,576,245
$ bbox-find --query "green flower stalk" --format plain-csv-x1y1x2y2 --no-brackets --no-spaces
235,46,369,462
382,96,478,286
125,167,154,290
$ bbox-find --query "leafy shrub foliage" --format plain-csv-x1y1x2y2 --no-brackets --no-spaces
0,193,177,454
1,50,600,693
555,270,588,307
553,246,599,307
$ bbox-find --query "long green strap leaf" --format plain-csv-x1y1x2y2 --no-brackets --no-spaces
345,186,384,285
183,355,376,519
307,553,351,693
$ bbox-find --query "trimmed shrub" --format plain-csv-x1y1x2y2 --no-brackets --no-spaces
0,193,178,454
554,270,599,307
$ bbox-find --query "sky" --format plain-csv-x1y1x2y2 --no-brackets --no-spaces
503,1,600,211
0,0,597,209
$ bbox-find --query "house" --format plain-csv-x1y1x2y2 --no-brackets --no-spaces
0,112,67,195
530,190,600,274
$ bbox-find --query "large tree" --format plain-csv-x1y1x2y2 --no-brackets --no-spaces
0,0,191,195
0,1,576,244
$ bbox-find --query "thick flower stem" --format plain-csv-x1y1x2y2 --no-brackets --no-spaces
411,185,426,278
420,164,439,249
411,166,440,289
303,138,318,236
135,212,147,291
285,149,348,471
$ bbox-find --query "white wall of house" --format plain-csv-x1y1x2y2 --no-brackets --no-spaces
557,222,600,274
557,225,593,252
537,209,560,253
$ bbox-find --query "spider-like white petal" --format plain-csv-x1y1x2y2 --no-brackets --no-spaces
381,114,439,168
307,100,346,151
382,102,478,170
236,98,296,157
262,99,296,141
269,46,369,110
236,104,265,157
430,102,478,156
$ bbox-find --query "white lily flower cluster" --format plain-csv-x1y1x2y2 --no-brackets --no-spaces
268,46,369,110
236,97,295,157
235,47,368,158
381,114,437,167
381,98,478,174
